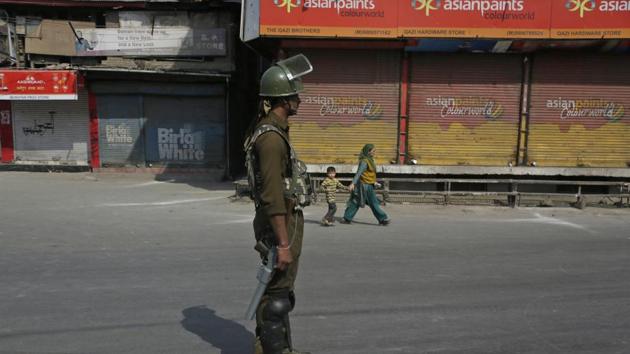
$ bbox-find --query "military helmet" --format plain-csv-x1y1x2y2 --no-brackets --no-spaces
259,54,313,97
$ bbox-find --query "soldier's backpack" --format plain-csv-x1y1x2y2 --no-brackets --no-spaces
243,124,312,209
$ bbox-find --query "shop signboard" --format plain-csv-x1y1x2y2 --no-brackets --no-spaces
0,70,78,100
260,0,398,38
398,0,551,39
257,1,630,40
75,27,226,57
551,0,630,39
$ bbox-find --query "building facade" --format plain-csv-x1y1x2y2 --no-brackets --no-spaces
0,0,256,178
241,0,630,178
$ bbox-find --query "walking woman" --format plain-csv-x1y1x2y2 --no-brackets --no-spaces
341,144,390,225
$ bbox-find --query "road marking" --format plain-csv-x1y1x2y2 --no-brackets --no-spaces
209,212,314,225
214,217,254,224
530,213,588,230
476,213,590,231
122,180,173,188
97,197,224,207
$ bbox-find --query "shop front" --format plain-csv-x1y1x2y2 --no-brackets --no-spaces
527,53,630,167
89,74,228,170
287,47,401,165
407,54,524,166
243,0,629,177
0,70,89,166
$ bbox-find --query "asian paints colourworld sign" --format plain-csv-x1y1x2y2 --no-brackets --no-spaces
399,0,551,38
261,0,398,38
259,0,630,39
552,0,630,38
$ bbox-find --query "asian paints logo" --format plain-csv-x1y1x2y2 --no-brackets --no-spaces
566,0,630,17
426,96,504,120
412,0,441,16
274,0,301,13
300,0,377,15
566,0,596,17
304,95,384,120
547,98,625,121
412,0,525,17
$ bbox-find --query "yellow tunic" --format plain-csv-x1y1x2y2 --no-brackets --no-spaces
359,159,376,185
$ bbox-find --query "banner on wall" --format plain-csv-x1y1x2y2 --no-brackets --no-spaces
260,0,398,38
0,70,78,100
74,28,227,57
551,0,630,39
399,0,551,39
256,0,630,40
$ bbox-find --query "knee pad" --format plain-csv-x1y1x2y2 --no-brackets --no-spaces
262,297,291,321
260,297,292,354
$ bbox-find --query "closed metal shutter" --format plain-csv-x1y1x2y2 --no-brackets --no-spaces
289,49,400,164
528,54,630,167
408,54,522,166
93,81,226,167
97,95,145,166
144,95,225,166
12,89,89,164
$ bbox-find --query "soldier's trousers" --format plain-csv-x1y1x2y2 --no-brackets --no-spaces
253,205,304,352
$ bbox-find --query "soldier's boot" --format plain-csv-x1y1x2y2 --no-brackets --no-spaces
255,336,310,354
254,337,311,354
254,336,263,354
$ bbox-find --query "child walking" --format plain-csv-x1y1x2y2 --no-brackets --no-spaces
319,166,347,226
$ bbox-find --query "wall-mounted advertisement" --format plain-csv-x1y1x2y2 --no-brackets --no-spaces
260,0,398,38
75,27,226,57
399,0,551,39
551,0,630,39
254,0,630,40
0,70,78,100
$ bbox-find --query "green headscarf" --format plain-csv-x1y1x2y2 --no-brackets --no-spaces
359,143,376,170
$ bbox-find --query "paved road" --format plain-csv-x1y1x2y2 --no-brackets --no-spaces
1,172,629,354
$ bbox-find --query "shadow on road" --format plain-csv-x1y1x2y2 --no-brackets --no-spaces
181,305,254,354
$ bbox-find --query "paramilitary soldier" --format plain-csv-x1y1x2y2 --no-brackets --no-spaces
244,54,314,354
